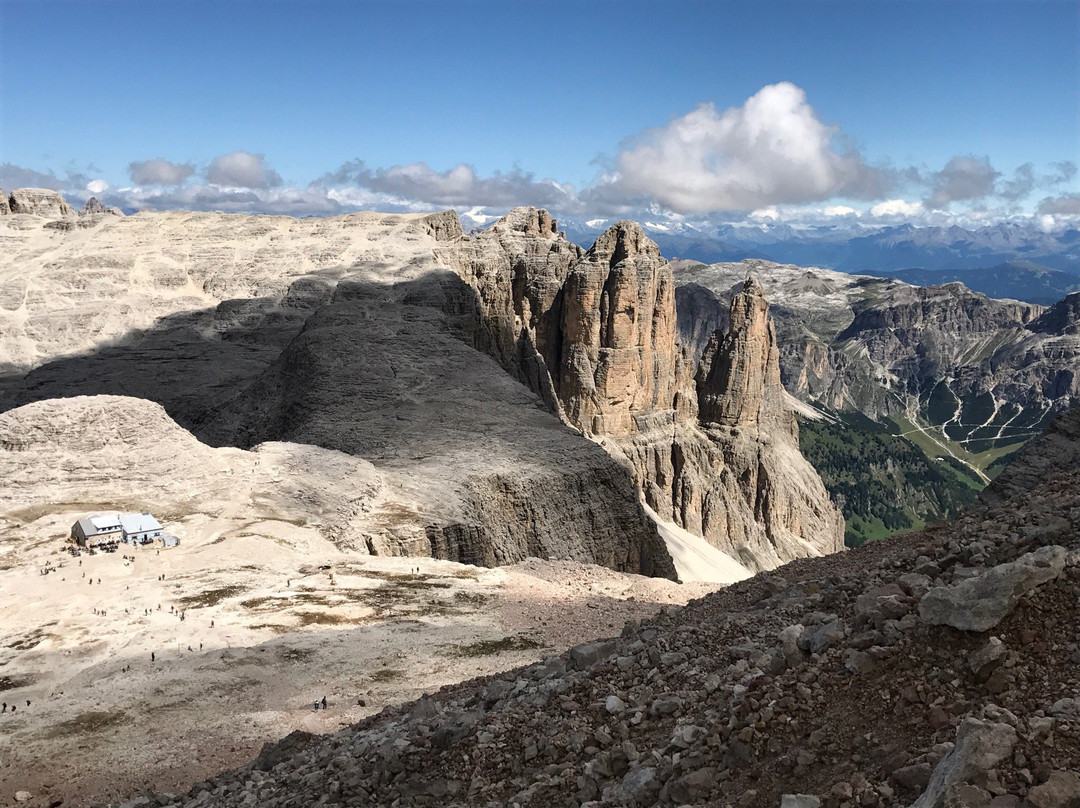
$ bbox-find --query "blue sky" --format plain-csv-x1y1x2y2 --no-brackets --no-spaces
1,0,1077,227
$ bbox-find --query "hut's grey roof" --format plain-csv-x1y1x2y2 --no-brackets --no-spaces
120,512,162,534
88,513,122,531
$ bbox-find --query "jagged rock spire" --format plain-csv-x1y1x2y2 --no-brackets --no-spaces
696,276,790,432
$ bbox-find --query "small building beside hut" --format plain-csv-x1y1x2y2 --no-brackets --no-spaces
119,512,163,544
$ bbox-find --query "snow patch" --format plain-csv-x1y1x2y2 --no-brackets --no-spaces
644,505,752,585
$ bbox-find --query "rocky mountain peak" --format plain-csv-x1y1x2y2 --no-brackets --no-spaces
586,220,662,268
555,223,679,437
6,187,76,218
696,276,790,431
490,206,560,239
1028,291,1080,335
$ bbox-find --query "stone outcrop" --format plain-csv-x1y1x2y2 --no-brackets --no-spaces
911,717,1018,808
0,202,837,576
0,206,674,578
78,196,124,217
7,187,76,218
553,221,683,437
440,210,844,571
0,188,9,215
197,271,675,578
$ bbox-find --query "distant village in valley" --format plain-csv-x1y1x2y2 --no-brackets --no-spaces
70,512,180,551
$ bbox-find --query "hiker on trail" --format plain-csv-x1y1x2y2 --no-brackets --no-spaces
199,642,203,651
211,620,215,628
2,702,6,713
321,696,327,709
151,652,155,662
313,701,319,711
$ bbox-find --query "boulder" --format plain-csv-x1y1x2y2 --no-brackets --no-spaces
918,547,1068,632
1026,771,1080,808
911,718,1017,808
968,637,1007,680
569,639,618,670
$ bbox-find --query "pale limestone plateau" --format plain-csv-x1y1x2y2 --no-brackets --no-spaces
0,391,721,807
0,195,841,578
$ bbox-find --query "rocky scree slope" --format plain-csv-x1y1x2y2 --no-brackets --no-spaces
438,209,844,572
124,406,1080,808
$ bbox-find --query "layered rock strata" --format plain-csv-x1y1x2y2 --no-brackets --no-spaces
440,210,844,571
672,259,1079,458
6,187,76,218
0,201,674,578
0,198,837,575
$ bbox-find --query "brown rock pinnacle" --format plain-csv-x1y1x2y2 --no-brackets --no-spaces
556,221,681,436
697,276,792,435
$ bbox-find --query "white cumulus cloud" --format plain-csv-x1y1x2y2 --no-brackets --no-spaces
869,199,925,219
129,159,195,186
606,82,889,213
206,151,282,189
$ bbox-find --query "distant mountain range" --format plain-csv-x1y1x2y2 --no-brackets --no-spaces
562,219,1080,292
862,261,1080,305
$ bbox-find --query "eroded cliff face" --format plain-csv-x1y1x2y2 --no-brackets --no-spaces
697,277,790,433
442,209,844,571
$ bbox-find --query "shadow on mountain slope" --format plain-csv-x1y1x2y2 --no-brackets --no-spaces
0,269,675,579
0,275,336,429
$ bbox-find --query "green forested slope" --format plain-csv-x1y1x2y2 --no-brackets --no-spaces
798,412,981,546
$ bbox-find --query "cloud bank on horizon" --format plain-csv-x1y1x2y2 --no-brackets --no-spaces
4,82,1077,232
